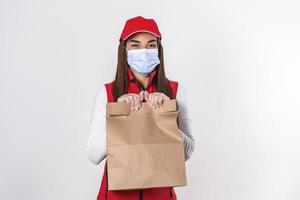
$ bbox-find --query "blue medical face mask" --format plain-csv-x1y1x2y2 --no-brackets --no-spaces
126,48,160,76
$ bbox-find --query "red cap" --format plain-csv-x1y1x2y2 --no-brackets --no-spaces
119,16,162,41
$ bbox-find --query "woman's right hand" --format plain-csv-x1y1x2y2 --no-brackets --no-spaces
117,90,145,111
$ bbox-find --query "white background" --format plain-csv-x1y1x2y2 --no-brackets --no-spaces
1,0,300,199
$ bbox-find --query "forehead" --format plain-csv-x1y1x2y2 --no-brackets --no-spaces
127,32,158,42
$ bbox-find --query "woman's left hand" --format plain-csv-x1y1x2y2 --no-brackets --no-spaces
144,91,170,109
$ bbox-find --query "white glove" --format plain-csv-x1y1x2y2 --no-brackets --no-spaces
117,91,144,111
144,91,170,109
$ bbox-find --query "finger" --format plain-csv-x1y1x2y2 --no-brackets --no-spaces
118,95,127,103
131,96,137,111
154,95,160,108
127,96,134,110
144,91,149,102
149,93,154,108
133,95,139,110
146,93,152,107
158,97,163,107
139,90,144,102
136,93,142,108
150,95,157,109
125,97,131,106
120,97,128,104
163,94,170,101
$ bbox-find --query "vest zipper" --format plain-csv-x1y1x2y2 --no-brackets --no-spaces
134,77,153,92
134,79,146,91
139,189,143,200
134,80,147,103
170,187,173,197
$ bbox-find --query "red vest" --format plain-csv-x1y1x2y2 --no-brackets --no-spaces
97,68,179,200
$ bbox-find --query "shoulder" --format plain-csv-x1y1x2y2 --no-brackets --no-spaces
104,80,114,86
94,80,115,103
168,79,178,88
103,81,115,102
176,82,186,96
167,80,187,100
168,79,179,99
94,84,107,103
175,82,188,106
104,81,114,91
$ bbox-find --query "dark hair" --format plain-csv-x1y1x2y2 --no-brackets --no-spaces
112,37,173,102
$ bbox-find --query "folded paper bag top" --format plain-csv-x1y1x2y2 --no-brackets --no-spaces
106,99,187,190
106,99,178,116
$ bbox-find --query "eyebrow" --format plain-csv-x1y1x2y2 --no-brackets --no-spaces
128,39,157,44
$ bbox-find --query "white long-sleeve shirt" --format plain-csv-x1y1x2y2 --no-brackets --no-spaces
86,83,195,165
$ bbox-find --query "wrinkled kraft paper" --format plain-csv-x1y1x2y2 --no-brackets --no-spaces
106,99,187,190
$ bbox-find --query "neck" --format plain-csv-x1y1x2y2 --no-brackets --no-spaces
130,67,149,89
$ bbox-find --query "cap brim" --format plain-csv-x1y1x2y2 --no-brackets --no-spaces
121,30,161,41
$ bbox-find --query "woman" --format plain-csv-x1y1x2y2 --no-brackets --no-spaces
87,16,195,200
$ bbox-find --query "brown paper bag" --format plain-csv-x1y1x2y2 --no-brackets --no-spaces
106,99,187,190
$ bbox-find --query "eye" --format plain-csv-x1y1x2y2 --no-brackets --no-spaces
131,44,139,47
148,44,157,48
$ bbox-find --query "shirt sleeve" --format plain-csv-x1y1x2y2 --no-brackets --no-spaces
176,83,195,161
86,85,107,165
